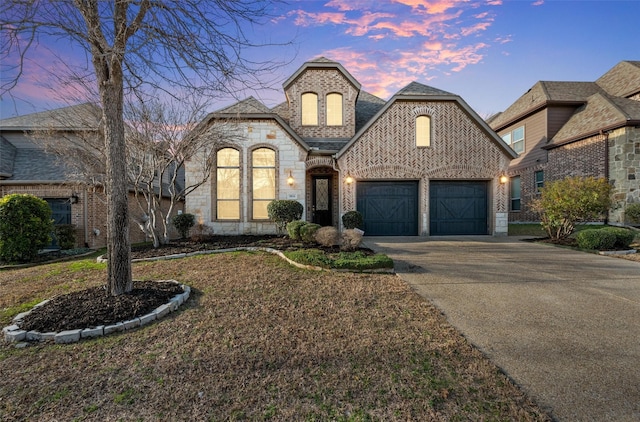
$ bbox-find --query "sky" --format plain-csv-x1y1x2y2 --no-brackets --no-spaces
1,0,639,120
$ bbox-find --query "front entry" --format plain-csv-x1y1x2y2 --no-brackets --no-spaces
312,176,332,226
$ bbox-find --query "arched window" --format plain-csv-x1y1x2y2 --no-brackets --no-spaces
216,148,240,220
326,93,343,126
301,92,318,126
416,115,431,147
252,147,276,219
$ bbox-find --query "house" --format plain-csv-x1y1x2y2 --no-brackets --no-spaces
0,103,183,248
185,57,516,236
488,60,640,224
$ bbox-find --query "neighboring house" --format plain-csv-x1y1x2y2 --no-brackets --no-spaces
488,60,640,224
186,57,516,236
0,103,183,248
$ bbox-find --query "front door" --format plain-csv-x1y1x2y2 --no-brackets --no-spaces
312,176,332,226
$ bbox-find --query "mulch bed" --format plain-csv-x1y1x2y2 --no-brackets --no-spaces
18,280,183,333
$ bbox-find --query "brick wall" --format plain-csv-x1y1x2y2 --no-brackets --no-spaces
337,100,511,235
285,68,358,139
505,164,545,222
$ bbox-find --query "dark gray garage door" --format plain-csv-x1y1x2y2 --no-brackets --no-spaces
429,181,488,235
356,181,418,236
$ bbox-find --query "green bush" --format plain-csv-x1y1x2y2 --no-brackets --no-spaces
283,249,333,268
576,229,616,250
532,176,612,240
342,210,364,229
333,252,393,271
286,220,307,240
267,200,303,233
300,223,321,243
0,194,53,262
626,203,640,225
53,224,76,250
602,227,635,249
172,213,196,239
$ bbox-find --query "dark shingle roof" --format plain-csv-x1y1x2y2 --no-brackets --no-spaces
8,148,69,181
0,103,102,131
304,138,350,151
215,97,271,114
596,60,640,98
489,81,602,129
355,90,386,133
396,81,455,97
0,136,16,177
549,93,640,146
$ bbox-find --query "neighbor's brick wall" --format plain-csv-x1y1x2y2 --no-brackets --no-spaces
285,68,358,139
505,164,545,222
185,119,307,235
337,100,511,235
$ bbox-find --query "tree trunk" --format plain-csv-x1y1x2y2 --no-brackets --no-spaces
101,79,133,296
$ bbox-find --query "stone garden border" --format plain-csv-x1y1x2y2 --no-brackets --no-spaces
3,280,190,345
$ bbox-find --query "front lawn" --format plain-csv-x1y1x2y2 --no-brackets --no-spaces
0,252,550,421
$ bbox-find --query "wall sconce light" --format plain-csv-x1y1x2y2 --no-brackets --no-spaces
345,175,354,184
70,194,79,204
287,171,295,186
499,175,509,184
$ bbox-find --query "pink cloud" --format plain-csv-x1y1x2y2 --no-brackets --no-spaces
532,0,544,5
392,0,462,14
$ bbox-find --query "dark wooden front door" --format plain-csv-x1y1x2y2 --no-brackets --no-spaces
312,176,332,226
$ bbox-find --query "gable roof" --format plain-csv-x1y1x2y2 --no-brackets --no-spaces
336,81,517,159
215,97,271,114
0,136,17,178
283,57,362,92
489,81,602,130
0,103,102,131
547,93,640,148
596,60,640,98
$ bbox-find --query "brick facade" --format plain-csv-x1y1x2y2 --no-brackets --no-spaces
338,100,511,235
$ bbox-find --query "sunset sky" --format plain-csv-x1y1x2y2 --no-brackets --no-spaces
1,0,639,119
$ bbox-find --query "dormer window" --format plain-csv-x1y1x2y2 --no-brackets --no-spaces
301,92,318,126
416,115,431,147
326,93,343,126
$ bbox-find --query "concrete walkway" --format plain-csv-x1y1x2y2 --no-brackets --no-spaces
365,236,640,422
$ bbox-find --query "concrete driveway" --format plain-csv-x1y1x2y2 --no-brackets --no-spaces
364,236,640,422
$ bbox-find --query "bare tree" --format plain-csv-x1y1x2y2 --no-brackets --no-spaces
1,1,288,295
125,97,242,248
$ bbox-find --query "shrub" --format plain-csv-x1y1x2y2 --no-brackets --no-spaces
286,220,307,240
602,227,635,249
576,229,616,250
315,226,340,247
267,200,303,233
300,223,321,243
342,211,364,230
190,221,212,242
532,176,612,240
0,194,53,262
53,224,76,250
333,252,394,271
283,249,333,268
626,203,640,225
341,228,364,251
172,213,196,239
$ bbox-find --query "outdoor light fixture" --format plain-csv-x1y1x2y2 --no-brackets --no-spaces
345,175,354,184
70,194,79,204
500,175,509,184
287,171,295,186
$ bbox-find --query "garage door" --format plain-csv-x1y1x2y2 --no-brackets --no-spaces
356,181,418,236
429,181,488,235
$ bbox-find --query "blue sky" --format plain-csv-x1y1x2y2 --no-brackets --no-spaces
1,0,639,119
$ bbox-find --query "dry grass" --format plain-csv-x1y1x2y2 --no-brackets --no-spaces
0,252,550,421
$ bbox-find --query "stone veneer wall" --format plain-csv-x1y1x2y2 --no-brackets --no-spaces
337,100,511,235
608,126,640,224
185,120,307,235
285,68,358,139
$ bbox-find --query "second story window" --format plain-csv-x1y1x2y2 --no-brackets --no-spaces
301,92,318,126
416,115,431,147
326,93,343,126
502,126,525,154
